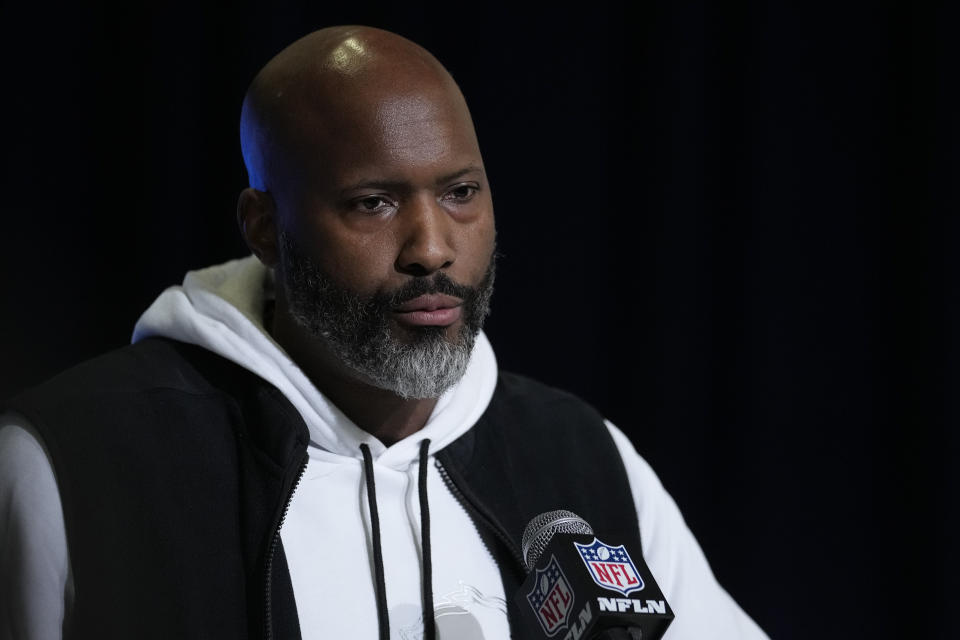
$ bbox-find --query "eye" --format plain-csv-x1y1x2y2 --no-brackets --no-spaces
443,183,479,203
352,195,396,214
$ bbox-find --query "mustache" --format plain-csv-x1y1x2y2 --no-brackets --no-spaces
388,271,478,307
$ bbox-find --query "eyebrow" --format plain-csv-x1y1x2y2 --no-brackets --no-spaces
435,165,485,186
338,165,485,196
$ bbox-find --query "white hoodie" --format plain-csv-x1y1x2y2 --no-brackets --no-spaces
0,257,768,639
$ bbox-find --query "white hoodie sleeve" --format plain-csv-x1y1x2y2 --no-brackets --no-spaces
605,420,768,639
0,415,70,640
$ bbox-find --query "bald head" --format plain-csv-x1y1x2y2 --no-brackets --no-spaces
240,26,473,194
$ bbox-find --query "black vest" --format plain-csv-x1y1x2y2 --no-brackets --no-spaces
7,338,641,639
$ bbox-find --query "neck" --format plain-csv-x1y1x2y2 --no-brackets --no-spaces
270,304,437,446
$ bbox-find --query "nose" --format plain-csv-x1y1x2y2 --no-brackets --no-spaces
395,195,455,277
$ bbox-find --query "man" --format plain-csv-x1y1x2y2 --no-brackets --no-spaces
0,26,767,639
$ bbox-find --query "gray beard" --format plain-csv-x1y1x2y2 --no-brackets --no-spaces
278,231,495,399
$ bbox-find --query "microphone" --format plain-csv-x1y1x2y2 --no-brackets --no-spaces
514,510,674,640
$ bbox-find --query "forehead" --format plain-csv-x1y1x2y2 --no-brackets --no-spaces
284,78,483,189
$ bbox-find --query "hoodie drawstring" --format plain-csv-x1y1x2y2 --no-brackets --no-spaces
359,440,435,640
360,443,390,640
418,439,436,640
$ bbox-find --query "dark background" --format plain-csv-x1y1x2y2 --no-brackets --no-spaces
2,1,956,638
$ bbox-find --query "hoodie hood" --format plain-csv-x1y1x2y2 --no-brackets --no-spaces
132,256,498,468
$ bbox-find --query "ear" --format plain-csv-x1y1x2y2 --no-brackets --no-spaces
237,188,279,267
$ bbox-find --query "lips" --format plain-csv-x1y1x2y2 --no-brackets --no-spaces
393,294,463,327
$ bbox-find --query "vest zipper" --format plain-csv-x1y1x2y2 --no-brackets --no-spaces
264,453,309,640
434,458,526,572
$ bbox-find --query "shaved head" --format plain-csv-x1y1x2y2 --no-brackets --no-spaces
240,26,472,195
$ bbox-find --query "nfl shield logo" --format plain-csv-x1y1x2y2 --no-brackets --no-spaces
574,537,645,596
526,555,576,636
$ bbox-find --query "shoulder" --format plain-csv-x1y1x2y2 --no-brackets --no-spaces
5,338,307,475
10,338,221,407
6,338,284,425
486,370,606,428
470,370,627,490
602,421,771,639
3,338,253,455
471,371,620,467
